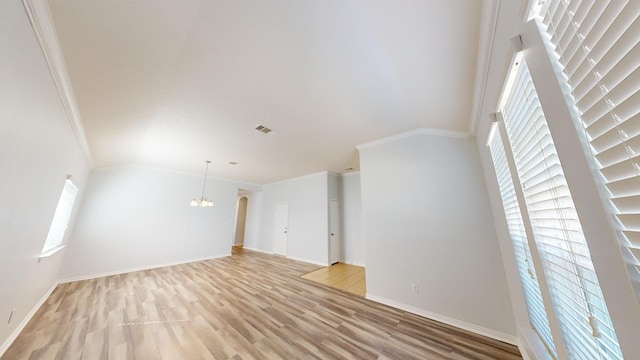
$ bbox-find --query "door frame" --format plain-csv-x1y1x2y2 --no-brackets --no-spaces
329,199,341,265
272,203,289,256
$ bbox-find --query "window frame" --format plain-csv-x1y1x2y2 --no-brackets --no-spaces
40,178,78,257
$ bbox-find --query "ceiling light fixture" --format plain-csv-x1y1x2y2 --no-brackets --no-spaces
190,160,214,207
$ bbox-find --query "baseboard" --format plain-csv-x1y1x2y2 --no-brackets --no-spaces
0,283,57,357
365,293,518,346
341,259,366,267
285,255,328,267
242,246,273,255
240,247,325,269
58,253,230,283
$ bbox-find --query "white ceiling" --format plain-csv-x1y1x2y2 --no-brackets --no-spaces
48,0,484,184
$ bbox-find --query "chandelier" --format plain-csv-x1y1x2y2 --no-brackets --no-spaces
190,160,214,207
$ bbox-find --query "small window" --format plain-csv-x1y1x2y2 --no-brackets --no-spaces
41,179,78,256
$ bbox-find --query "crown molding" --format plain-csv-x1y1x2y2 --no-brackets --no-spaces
92,163,264,190
340,171,360,177
263,171,330,187
356,128,469,151
22,0,93,166
468,0,501,136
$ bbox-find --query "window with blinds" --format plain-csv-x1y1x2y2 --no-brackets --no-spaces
535,0,640,301
500,56,622,359
488,126,557,358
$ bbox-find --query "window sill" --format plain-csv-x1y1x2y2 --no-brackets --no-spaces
39,245,66,258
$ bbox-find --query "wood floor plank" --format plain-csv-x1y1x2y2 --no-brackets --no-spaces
2,248,521,360
55,317,89,360
190,315,236,359
80,328,108,360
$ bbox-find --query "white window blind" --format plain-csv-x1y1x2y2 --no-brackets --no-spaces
500,57,622,360
42,179,78,254
535,0,640,301
488,127,557,358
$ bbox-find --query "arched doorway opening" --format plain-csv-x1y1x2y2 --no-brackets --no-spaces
233,196,248,249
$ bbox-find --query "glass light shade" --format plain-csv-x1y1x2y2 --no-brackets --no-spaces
192,161,214,208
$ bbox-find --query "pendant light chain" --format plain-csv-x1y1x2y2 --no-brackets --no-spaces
191,160,214,207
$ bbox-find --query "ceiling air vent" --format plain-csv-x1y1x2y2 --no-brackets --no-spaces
255,125,272,134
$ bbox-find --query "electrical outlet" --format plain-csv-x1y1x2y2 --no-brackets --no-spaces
8,309,15,324
411,283,419,294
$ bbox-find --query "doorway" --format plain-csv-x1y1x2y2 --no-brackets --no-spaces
329,200,341,265
233,196,248,249
273,204,289,256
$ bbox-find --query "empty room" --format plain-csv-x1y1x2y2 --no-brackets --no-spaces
1,0,639,359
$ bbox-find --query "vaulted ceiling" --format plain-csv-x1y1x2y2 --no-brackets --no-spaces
47,0,484,184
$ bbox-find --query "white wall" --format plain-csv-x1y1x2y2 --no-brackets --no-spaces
328,173,340,201
0,0,90,351
61,166,245,280
259,172,329,265
341,172,365,266
358,133,516,341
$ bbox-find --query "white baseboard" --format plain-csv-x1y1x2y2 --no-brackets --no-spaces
241,247,326,269
341,259,366,267
285,255,328,267
242,247,325,270
365,293,518,346
242,246,273,255
0,283,57,358
58,253,230,283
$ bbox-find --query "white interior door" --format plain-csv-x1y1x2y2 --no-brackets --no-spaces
273,204,288,256
329,200,341,265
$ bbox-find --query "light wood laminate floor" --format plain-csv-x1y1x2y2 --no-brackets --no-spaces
2,248,521,360
301,264,366,297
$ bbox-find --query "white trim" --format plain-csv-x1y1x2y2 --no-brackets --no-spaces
485,121,500,147
518,326,554,360
342,260,366,268
285,255,328,267
38,245,65,258
356,128,469,150
244,245,326,267
365,293,518,346
0,283,57,358
92,163,263,190
263,171,329,187
469,0,502,136
58,253,229,283
242,246,273,255
22,0,93,166
340,171,360,177
419,128,469,139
